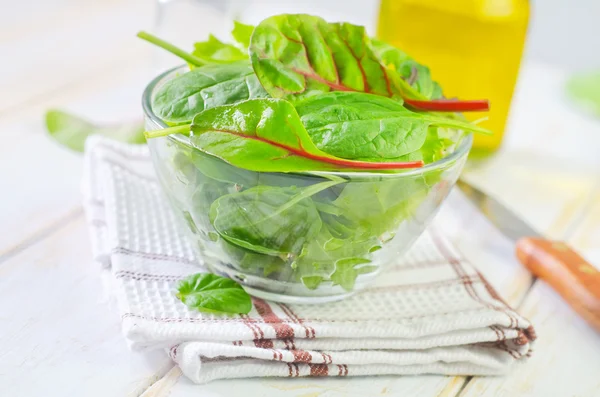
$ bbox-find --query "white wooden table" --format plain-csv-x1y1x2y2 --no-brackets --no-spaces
1,1,600,396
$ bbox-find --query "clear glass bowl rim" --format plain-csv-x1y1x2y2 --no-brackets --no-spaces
142,65,473,179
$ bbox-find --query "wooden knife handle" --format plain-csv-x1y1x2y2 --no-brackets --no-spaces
516,237,600,331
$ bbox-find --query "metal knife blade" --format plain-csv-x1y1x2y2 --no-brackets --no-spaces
456,179,542,241
457,179,600,332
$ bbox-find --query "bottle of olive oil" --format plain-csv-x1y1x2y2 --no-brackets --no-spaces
377,0,529,154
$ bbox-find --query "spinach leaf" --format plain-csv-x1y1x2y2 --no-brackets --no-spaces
189,22,255,63
240,252,286,277
183,98,424,172
231,21,255,49
292,218,379,290
189,177,232,231
190,149,258,187
417,127,460,163
45,110,145,152
192,34,247,64
189,142,327,192
295,92,490,160
333,176,430,237
209,184,329,256
330,257,377,291
176,273,252,314
152,61,268,124
139,22,254,68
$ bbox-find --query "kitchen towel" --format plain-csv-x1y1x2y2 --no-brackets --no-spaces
83,136,535,384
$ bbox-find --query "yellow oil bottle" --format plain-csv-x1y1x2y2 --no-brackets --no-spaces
377,0,529,154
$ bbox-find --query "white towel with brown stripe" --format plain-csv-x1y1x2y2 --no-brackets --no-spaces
83,137,535,384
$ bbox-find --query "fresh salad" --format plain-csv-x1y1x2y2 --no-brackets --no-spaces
139,14,490,308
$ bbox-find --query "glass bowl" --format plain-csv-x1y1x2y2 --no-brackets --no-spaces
143,66,472,304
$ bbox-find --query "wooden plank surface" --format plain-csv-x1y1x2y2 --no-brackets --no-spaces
0,217,173,397
460,188,600,397
166,373,466,397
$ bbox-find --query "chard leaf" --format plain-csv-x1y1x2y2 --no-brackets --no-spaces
192,34,247,64
152,61,268,125
249,14,489,113
231,21,255,49
176,273,252,314
189,98,336,172
45,110,145,152
371,39,443,100
209,185,325,256
295,92,490,160
249,14,396,99
186,98,423,172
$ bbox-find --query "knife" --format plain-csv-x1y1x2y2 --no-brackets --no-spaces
457,179,600,331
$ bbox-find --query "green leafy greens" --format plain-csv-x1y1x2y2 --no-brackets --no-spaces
148,98,425,171
135,14,492,294
45,110,145,152
192,35,247,64
151,61,269,125
249,14,489,112
176,273,252,314
295,92,489,160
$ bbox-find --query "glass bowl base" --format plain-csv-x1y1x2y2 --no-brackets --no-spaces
242,285,357,304
205,260,376,304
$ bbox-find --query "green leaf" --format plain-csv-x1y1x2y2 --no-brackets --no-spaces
248,15,489,115
45,110,145,152
240,252,285,277
182,98,429,172
190,149,258,187
185,98,403,172
292,216,379,290
151,61,269,125
416,127,461,163
566,70,600,117
333,176,430,237
189,177,232,231
295,92,491,160
371,39,443,100
330,257,376,291
249,14,397,100
209,185,325,256
300,275,324,290
192,34,248,64
176,273,252,314
137,31,207,67
190,143,326,190
188,98,337,172
232,21,255,49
